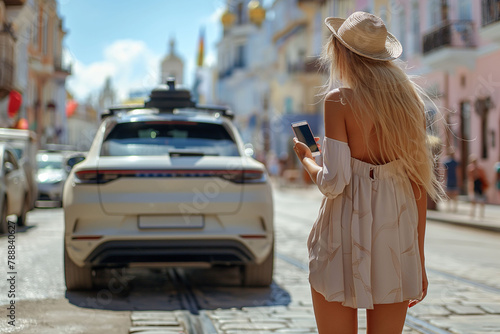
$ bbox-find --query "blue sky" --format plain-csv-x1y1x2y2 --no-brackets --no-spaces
58,0,227,102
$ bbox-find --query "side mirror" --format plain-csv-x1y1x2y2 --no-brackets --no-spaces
4,162,15,174
66,156,85,172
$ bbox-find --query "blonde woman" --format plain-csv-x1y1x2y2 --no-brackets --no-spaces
293,12,443,334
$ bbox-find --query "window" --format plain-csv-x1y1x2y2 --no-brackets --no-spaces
428,0,441,28
411,2,421,54
101,121,240,157
237,2,244,25
458,0,472,20
53,19,59,57
235,45,245,68
32,8,39,48
285,97,293,114
42,12,49,55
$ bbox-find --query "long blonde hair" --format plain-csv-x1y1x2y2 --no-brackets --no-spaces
321,36,444,201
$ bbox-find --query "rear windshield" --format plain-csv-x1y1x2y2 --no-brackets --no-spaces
100,121,240,157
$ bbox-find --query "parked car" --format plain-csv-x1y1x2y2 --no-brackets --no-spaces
63,80,274,290
0,143,30,233
36,151,67,204
0,129,38,211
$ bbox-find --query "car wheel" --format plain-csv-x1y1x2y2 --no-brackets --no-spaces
16,193,29,227
64,243,93,291
0,197,8,234
241,243,274,287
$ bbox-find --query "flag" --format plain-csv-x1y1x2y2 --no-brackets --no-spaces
197,27,204,67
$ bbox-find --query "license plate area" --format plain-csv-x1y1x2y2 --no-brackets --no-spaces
138,215,204,229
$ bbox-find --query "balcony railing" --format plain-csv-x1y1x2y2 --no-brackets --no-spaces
287,57,323,74
482,0,500,27
0,60,14,98
0,29,15,98
54,56,71,74
423,20,476,54
298,0,326,4
4,0,26,6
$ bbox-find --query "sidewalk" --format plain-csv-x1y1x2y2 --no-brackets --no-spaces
427,198,500,233
275,183,500,233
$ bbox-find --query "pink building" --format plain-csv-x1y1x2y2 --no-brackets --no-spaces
325,0,500,203
396,0,500,204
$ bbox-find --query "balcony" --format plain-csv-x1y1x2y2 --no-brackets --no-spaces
54,56,71,75
287,57,324,75
0,30,15,99
422,21,477,71
480,0,500,44
3,0,26,5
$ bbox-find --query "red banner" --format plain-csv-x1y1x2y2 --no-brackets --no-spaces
8,90,22,118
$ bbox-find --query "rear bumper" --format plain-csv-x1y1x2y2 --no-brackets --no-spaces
84,239,255,267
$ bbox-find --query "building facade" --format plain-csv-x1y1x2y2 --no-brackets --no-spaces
216,0,500,202
24,0,70,147
217,0,325,164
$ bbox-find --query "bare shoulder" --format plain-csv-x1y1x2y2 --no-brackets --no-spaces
323,88,349,141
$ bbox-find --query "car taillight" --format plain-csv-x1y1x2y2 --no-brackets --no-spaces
74,170,99,184
73,169,267,184
220,169,267,184
74,170,123,184
241,169,267,183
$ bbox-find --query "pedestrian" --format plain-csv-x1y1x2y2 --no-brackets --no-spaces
443,150,460,212
467,155,489,219
292,12,444,333
495,160,500,201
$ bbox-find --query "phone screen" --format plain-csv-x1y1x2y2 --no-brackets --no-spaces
291,121,320,156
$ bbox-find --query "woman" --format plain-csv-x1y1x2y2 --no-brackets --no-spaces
293,12,443,334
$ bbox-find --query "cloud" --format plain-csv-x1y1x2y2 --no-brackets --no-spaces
65,40,161,102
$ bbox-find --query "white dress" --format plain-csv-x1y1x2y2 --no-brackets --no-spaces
308,137,423,309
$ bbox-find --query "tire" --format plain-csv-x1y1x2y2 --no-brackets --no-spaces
0,197,8,234
242,243,274,287
64,244,93,291
16,193,29,227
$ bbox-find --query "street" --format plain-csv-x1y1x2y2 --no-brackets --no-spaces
0,186,500,334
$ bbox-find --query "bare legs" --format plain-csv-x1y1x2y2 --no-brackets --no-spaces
311,287,409,334
311,287,357,334
366,301,409,334
470,200,485,219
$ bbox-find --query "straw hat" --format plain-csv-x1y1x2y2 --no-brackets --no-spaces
325,11,402,61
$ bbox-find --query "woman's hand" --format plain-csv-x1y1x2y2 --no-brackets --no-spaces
293,137,320,161
409,269,428,308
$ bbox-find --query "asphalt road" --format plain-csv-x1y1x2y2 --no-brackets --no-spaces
0,186,499,333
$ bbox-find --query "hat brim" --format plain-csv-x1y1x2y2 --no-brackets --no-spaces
325,17,402,61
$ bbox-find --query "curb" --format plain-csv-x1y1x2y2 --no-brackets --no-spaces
426,212,500,233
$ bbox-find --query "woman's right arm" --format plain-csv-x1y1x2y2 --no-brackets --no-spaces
408,181,428,308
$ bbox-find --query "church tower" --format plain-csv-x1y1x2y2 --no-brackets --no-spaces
160,38,184,85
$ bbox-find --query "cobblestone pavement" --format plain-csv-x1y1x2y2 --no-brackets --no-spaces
127,186,500,334
3,186,500,333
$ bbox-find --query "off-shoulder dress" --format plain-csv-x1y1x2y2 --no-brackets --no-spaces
308,137,423,309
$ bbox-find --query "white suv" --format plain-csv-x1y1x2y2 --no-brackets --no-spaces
63,81,274,290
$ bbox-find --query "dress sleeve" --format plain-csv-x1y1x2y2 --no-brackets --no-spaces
315,137,352,199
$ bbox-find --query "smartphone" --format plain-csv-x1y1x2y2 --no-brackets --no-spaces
291,121,320,157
